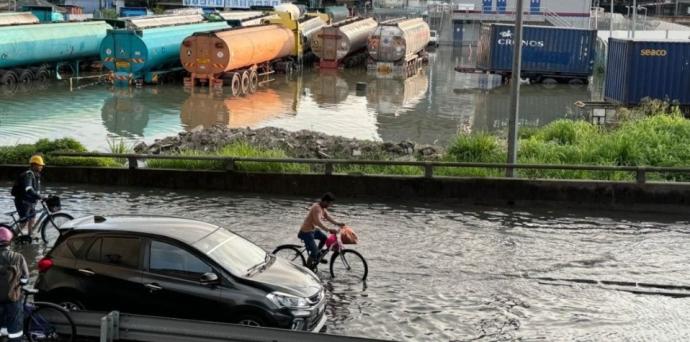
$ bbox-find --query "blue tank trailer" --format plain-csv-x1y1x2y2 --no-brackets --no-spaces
0,13,111,87
100,19,230,86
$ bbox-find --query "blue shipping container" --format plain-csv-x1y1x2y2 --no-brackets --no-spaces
119,7,150,17
605,38,690,105
477,24,596,80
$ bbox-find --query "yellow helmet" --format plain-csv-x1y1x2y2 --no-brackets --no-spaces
29,155,45,166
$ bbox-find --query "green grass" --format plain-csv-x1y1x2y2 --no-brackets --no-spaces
3,111,689,181
146,142,310,173
335,164,423,176
442,114,690,181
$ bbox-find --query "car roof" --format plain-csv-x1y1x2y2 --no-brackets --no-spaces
61,215,220,245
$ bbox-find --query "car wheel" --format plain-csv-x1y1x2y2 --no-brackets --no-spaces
57,298,85,311
236,315,265,327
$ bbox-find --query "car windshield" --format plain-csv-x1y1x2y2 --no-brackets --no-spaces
193,228,267,276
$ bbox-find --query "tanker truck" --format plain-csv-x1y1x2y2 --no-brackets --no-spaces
0,12,111,87
367,18,430,78
100,14,230,86
311,17,378,69
181,11,303,95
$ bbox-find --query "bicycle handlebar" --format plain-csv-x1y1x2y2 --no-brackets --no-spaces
22,286,38,295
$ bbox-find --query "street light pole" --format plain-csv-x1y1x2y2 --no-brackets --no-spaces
632,0,637,38
676,0,680,17
506,0,524,177
610,0,614,32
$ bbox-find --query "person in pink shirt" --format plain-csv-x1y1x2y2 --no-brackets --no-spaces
299,193,345,267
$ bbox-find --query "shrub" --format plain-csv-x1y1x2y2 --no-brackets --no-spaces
446,133,504,163
0,138,123,167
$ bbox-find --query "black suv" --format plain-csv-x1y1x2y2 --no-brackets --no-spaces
35,215,326,332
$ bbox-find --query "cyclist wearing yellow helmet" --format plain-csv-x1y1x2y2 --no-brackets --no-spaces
10,155,45,240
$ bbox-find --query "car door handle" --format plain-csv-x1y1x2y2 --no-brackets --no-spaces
144,283,163,292
78,269,95,276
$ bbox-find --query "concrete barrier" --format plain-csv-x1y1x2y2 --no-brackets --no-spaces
1,165,689,212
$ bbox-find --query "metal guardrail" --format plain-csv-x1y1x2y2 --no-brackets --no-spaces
50,152,690,184
69,310,392,342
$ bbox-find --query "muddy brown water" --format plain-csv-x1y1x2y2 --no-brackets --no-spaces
1,185,688,341
0,46,599,150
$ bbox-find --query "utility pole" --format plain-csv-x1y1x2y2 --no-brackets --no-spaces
632,0,637,38
506,0,524,177
676,0,680,17
610,0,614,32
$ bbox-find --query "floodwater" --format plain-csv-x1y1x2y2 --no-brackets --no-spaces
0,46,600,150
2,185,689,341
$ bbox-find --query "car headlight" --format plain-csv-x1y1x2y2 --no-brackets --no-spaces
266,292,309,309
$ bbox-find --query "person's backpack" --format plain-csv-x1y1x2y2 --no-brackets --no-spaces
0,251,23,303
10,171,27,198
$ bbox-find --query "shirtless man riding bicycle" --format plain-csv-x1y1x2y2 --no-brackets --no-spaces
298,193,344,267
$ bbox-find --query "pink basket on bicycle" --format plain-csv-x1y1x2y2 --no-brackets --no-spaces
325,234,337,248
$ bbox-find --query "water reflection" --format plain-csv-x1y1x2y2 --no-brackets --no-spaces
101,89,149,137
366,72,429,117
304,70,352,106
180,79,299,130
99,86,186,140
473,84,591,132
0,46,600,149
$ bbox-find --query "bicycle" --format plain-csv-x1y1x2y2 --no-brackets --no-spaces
0,196,73,247
273,231,368,282
22,286,76,342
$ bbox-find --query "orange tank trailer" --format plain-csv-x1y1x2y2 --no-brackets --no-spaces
181,25,295,95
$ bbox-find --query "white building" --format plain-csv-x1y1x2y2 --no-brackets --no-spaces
438,0,592,45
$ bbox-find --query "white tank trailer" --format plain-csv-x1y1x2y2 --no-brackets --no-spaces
312,17,378,68
367,18,430,78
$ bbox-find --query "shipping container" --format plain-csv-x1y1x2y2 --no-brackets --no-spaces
324,6,349,23
0,12,39,26
477,24,596,83
119,7,151,17
605,38,690,106
22,5,64,23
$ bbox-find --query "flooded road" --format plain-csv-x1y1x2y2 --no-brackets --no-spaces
0,46,598,150
2,185,689,341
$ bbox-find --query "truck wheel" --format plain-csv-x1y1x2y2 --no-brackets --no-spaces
240,71,250,95
541,78,558,89
36,68,50,83
249,70,258,93
0,70,18,86
18,69,34,84
568,78,584,86
230,73,241,97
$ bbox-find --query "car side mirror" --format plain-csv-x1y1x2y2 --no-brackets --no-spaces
200,272,219,285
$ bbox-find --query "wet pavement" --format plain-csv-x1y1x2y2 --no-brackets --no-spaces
0,46,598,150
2,185,688,341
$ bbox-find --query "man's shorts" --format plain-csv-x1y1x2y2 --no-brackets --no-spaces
0,301,23,341
14,199,36,221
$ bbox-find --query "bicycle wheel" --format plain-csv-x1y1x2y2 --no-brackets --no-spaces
330,249,368,282
40,213,73,246
272,245,307,266
26,302,76,342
